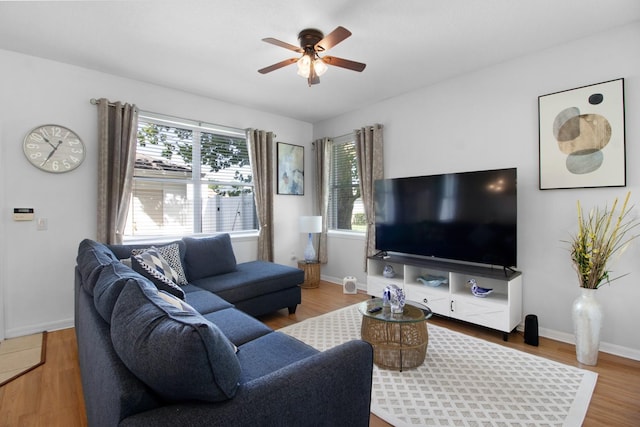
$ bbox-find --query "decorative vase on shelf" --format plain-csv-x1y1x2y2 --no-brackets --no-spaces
572,288,603,366
382,264,395,278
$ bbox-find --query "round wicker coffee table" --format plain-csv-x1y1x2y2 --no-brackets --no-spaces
357,298,432,371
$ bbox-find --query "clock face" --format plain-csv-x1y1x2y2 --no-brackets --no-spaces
23,124,85,173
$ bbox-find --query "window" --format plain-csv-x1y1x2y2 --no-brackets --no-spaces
328,135,365,232
124,112,257,239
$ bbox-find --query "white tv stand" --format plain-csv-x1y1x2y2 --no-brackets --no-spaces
367,255,522,340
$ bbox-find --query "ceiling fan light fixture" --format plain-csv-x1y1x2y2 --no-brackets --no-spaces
260,26,366,84
296,54,311,78
313,58,328,76
297,53,328,79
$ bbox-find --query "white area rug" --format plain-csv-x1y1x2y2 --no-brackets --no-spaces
279,304,597,427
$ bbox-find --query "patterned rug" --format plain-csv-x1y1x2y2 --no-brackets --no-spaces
279,305,597,427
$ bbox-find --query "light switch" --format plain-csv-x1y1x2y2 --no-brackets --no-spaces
37,218,48,231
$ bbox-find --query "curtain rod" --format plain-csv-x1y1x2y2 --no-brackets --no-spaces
90,98,116,106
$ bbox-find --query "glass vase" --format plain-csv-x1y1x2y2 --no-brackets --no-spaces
572,288,603,366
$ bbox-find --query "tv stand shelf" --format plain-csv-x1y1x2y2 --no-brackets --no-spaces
367,255,522,340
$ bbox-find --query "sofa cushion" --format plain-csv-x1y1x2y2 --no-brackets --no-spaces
76,239,119,296
111,278,241,403
202,307,272,346
191,261,304,303
93,261,143,324
182,287,234,315
131,247,186,300
236,332,318,383
183,234,237,281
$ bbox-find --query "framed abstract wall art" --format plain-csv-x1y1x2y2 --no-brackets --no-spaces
277,142,304,195
538,78,625,190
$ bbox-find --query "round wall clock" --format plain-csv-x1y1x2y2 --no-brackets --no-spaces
23,124,86,173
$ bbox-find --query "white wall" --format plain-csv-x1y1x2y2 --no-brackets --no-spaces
314,22,640,359
0,49,313,338
3,22,640,359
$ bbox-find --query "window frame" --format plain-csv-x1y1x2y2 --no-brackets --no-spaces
124,111,257,241
327,134,365,234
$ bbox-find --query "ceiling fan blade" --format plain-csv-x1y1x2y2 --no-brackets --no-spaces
322,56,366,72
315,26,351,52
262,37,304,53
258,58,298,74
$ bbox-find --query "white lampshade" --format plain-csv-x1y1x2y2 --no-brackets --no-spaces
299,216,322,233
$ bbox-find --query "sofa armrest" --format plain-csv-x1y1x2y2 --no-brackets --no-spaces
120,340,373,427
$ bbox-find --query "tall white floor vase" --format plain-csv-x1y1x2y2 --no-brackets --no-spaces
572,288,603,366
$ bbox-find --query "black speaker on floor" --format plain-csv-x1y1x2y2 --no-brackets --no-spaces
524,314,539,346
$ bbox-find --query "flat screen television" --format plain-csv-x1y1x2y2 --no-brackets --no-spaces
374,168,517,268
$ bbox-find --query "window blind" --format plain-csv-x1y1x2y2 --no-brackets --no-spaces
124,113,257,238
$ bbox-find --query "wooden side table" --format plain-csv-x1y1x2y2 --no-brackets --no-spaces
298,261,320,288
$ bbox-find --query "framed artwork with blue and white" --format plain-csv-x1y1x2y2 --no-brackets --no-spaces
277,142,304,195
538,78,625,190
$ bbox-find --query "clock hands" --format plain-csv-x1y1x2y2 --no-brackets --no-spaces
41,140,63,167
42,135,57,150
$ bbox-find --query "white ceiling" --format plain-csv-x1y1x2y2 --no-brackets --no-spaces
1,1,639,123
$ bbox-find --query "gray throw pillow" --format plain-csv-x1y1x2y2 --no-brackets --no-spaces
110,278,241,402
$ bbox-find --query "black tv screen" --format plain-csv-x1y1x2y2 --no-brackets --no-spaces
374,168,517,268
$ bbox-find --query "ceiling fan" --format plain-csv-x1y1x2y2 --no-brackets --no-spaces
258,26,366,86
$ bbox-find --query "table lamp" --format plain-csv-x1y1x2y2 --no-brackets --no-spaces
299,216,322,263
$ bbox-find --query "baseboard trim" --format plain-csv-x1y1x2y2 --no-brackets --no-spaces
5,318,74,339
540,327,640,361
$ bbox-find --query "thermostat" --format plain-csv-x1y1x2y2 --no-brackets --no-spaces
13,208,34,221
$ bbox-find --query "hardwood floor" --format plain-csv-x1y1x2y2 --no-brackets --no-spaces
0,325,86,427
0,281,638,426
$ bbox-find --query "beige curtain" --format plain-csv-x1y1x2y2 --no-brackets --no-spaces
247,129,274,261
96,98,138,244
313,137,332,264
355,124,384,269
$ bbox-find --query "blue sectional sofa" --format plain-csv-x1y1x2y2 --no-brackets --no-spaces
74,236,374,427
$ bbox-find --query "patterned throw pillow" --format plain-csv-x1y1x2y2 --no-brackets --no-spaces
153,243,188,285
132,243,187,285
132,248,185,300
157,289,185,310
